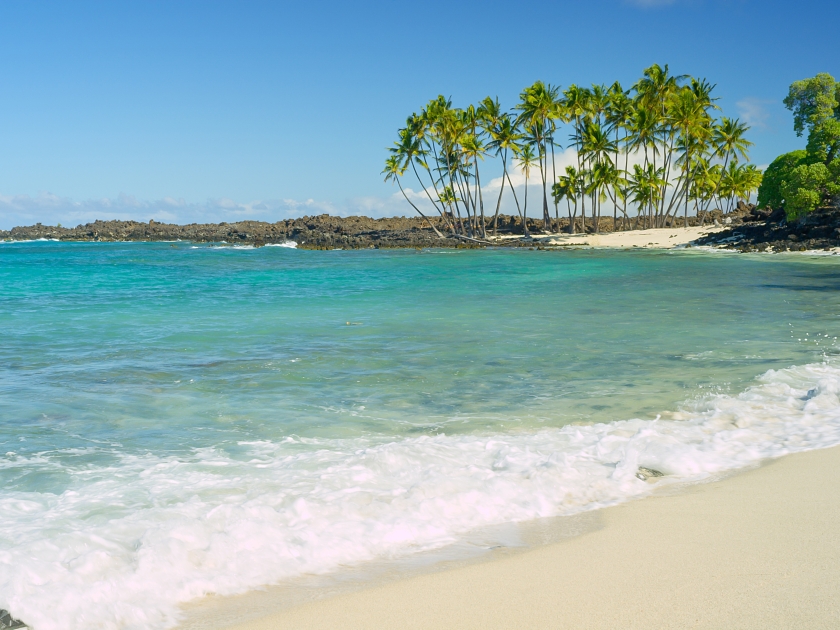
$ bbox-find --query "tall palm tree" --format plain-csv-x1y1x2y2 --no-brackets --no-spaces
699,117,753,225
391,119,456,234
516,143,538,237
517,81,562,232
563,84,591,231
580,120,617,232
486,112,525,236
388,67,757,237
461,131,489,237
606,83,634,227
382,155,444,237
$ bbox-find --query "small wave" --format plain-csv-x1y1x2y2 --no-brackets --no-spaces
0,238,61,244
2,361,840,629
264,241,297,248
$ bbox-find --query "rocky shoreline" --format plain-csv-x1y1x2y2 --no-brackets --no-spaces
693,205,840,252
3,205,839,251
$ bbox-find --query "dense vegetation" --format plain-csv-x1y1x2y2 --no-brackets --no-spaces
384,64,760,238
757,74,840,220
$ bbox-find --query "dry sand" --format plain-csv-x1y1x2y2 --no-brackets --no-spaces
542,225,725,248
211,445,840,630
489,225,726,249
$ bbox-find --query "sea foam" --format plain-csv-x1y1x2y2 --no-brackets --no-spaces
2,361,840,630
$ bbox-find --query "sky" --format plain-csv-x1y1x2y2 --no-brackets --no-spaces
0,0,838,228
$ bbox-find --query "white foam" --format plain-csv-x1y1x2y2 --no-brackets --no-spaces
0,238,61,244
2,361,840,629
264,241,297,248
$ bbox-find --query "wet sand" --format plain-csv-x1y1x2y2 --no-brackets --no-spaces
212,445,840,629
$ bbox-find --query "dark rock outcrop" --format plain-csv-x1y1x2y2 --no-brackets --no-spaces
694,204,840,252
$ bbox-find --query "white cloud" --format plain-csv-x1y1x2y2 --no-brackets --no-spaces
0,192,406,230
736,98,773,130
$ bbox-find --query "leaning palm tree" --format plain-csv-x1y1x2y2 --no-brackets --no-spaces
391,119,456,234
388,67,757,235
382,155,444,237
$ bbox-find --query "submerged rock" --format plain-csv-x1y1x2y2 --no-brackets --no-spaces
0,610,27,629
636,467,665,481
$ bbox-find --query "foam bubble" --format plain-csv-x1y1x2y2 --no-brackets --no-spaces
2,361,840,629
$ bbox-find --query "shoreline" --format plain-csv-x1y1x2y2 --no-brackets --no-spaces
185,445,840,630
4,205,837,252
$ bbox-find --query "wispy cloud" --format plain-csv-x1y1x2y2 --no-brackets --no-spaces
736,97,774,130
0,192,406,230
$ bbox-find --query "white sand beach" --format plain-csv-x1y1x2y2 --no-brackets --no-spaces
501,225,727,249
212,445,840,630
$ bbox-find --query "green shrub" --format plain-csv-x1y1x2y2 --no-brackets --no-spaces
779,160,840,220
756,150,807,209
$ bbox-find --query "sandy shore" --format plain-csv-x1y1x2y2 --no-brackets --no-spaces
529,225,726,248
208,445,840,630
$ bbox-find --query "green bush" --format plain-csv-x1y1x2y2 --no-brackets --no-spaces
756,150,807,209
779,160,840,220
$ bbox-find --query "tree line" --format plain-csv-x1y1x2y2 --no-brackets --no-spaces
384,64,761,239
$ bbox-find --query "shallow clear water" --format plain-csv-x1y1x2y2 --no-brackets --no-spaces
2,242,840,629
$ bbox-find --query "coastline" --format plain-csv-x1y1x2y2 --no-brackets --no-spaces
2,204,838,252
195,445,840,630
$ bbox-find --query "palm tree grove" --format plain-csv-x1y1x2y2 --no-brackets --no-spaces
384,64,763,239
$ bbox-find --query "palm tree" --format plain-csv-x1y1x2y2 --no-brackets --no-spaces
390,119,456,234
580,120,617,232
461,131,489,237
382,155,444,237
563,84,591,231
486,112,525,236
516,143,538,237
628,163,666,228
699,117,753,225
388,67,757,237
555,166,581,233
606,83,634,227
626,106,661,228
517,81,561,231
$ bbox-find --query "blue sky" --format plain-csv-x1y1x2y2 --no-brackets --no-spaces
0,0,837,228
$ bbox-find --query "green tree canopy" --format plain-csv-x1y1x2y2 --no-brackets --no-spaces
783,73,840,162
756,150,808,210
779,161,840,220
757,73,840,219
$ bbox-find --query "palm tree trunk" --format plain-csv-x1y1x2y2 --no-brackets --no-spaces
504,169,526,236
550,132,558,233
475,162,487,239
395,177,444,238
493,153,510,236
411,162,455,234
523,176,530,237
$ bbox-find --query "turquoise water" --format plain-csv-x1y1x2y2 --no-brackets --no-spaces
2,242,840,629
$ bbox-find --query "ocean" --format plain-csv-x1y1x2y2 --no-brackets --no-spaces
2,241,840,629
